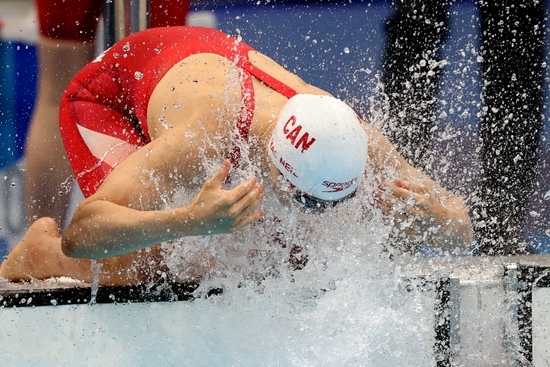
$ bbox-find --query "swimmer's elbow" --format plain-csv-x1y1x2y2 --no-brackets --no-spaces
61,213,83,257
61,236,80,258
62,236,104,260
61,201,101,259
61,223,93,259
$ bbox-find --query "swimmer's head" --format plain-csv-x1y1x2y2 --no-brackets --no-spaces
268,94,368,204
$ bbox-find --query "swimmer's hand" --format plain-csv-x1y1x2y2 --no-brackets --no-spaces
185,159,265,235
373,179,472,251
63,160,264,260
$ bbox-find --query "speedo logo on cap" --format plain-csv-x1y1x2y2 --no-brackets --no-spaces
283,116,316,153
322,178,357,193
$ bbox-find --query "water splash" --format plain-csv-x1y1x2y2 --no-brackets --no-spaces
89,261,101,305
153,144,450,365
125,37,477,354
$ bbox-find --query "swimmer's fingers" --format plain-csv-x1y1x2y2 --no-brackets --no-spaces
372,189,411,223
374,182,431,214
394,179,443,212
188,160,265,235
372,183,415,215
376,200,424,236
229,182,266,230
374,200,422,236
393,179,428,194
372,183,430,235
227,175,264,205
202,159,264,212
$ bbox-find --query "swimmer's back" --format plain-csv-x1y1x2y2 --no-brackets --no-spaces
59,27,256,196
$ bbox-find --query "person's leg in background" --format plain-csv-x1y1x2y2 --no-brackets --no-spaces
24,0,102,229
25,0,191,229
473,0,546,255
382,0,450,172
150,0,190,27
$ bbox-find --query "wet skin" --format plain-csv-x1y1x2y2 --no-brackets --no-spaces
1,48,472,285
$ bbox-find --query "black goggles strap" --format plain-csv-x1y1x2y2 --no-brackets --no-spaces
294,190,356,209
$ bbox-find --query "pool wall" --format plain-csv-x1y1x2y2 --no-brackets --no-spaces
2,257,550,365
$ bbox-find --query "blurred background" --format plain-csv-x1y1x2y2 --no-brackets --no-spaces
1,0,549,257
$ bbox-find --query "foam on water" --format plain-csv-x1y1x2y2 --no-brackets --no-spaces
0,270,442,366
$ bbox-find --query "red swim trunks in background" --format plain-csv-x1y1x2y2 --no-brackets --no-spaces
60,26,297,197
35,0,190,41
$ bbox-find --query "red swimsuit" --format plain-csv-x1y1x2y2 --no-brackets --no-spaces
60,26,297,197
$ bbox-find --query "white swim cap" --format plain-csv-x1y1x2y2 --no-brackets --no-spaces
268,94,368,201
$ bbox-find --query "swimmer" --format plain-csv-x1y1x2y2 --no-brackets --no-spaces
0,26,473,286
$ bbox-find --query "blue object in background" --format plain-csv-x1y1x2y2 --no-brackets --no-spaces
0,237,9,260
203,1,391,108
0,40,37,257
0,41,37,169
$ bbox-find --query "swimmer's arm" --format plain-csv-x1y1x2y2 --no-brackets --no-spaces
62,159,265,260
362,121,473,252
